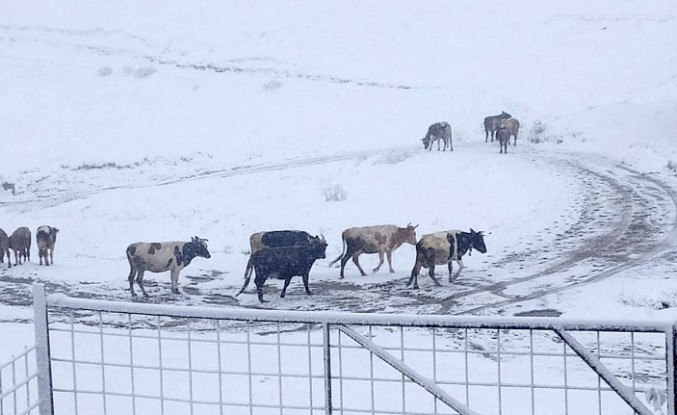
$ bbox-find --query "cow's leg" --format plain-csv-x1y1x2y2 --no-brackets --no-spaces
373,251,385,272
170,269,180,294
255,275,268,302
128,267,137,297
352,254,367,276
13,249,19,266
302,273,312,296
485,129,489,143
49,248,54,265
428,265,441,286
339,254,351,279
448,261,454,282
280,277,292,298
136,270,149,297
386,250,395,273
513,134,517,146
452,260,465,281
38,249,44,265
407,262,422,289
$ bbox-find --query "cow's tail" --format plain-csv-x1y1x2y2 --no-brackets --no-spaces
236,257,254,297
328,237,346,268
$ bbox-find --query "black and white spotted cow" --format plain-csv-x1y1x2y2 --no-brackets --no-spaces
407,229,487,289
36,225,59,266
126,236,211,297
421,122,453,151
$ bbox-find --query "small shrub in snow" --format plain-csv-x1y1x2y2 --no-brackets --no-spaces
98,66,113,76
263,80,282,91
527,120,564,144
376,150,412,165
324,184,347,202
667,160,677,174
124,66,157,78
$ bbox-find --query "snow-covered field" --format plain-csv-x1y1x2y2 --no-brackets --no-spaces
1,1,677,413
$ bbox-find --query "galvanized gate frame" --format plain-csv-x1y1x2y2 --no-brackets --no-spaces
31,283,676,415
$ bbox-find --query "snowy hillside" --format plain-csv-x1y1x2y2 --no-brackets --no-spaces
1,0,677,361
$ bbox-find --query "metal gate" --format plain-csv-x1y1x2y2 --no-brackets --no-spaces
11,284,677,414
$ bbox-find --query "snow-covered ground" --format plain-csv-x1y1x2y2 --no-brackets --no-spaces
1,1,677,413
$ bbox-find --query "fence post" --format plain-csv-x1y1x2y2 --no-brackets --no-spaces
323,323,332,415
32,283,54,415
669,323,677,415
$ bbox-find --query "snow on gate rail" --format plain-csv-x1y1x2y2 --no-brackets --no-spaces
24,283,677,415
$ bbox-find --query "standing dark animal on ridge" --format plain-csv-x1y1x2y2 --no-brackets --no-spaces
407,229,487,289
36,225,59,266
421,122,453,151
484,111,512,142
244,230,323,280
126,236,211,297
8,227,31,265
329,223,418,278
0,228,11,268
237,236,327,302
500,118,520,145
496,127,511,154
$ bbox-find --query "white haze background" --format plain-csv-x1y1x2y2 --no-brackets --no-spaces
1,2,677,412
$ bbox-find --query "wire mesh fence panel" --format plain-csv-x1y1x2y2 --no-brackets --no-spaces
29,286,675,415
0,346,39,415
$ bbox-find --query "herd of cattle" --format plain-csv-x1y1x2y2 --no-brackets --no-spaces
1,113,515,302
423,111,520,154
0,226,59,268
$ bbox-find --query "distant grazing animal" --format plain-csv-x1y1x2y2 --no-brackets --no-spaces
484,111,512,142
499,118,520,145
2,182,15,195
126,236,211,297
329,223,418,278
36,225,59,266
244,230,320,280
407,229,487,289
496,127,511,154
0,228,11,268
237,236,327,302
421,122,453,151
8,227,31,265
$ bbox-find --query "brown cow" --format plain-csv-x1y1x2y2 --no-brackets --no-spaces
36,225,59,266
329,223,418,278
0,228,11,268
500,118,520,145
484,111,512,142
8,227,31,265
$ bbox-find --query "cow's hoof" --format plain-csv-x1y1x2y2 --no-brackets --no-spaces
413,285,419,290
360,272,367,276
306,292,313,296
339,276,344,279
280,293,286,298
389,270,395,274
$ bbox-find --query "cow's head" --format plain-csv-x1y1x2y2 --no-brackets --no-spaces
468,229,487,254
191,236,211,259
311,234,328,259
421,136,431,150
51,227,60,240
398,223,418,245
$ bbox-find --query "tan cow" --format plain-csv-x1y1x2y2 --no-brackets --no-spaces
36,225,59,266
329,223,418,278
126,236,211,297
0,228,11,268
8,227,31,265
407,229,487,289
484,111,512,142
499,118,520,145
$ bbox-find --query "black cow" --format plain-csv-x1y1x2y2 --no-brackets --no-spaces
245,230,321,280
237,236,327,302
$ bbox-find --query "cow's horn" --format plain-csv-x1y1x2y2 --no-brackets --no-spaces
320,234,325,241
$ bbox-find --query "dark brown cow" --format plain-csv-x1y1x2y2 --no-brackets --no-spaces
484,111,512,142
500,118,520,145
8,227,31,265
0,228,11,268
421,122,453,151
496,127,511,154
36,225,59,266
329,223,418,278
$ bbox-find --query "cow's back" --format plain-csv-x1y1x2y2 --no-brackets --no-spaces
127,241,186,272
343,225,397,252
9,227,31,250
261,230,312,248
420,230,463,264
